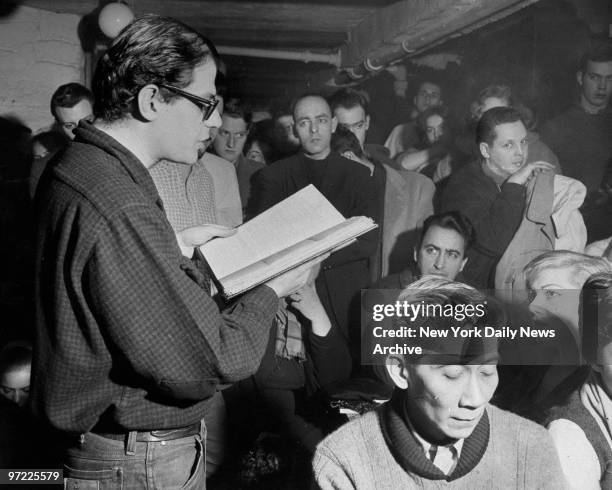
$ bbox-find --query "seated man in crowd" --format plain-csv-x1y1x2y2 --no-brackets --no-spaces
376,211,474,289
456,84,560,173
212,97,265,218
364,211,474,391
50,82,94,141
251,93,380,362
541,43,612,242
329,88,434,280
384,78,443,159
30,83,95,198
547,272,612,489
313,279,567,489
0,341,31,408
440,106,555,288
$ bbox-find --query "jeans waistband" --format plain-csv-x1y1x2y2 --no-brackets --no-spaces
92,422,201,443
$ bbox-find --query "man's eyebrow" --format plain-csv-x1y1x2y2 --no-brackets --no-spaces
536,283,565,289
422,243,441,251
444,247,462,255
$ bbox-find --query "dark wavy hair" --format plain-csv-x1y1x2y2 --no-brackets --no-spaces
475,106,525,146
579,42,612,73
50,83,93,119
328,88,370,115
93,14,218,123
419,211,475,251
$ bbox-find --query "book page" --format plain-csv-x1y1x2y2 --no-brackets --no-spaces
220,216,375,297
200,185,345,279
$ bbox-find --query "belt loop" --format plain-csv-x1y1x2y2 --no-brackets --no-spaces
126,430,137,455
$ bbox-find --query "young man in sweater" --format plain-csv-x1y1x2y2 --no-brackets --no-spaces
313,279,568,489
541,43,612,242
439,107,555,288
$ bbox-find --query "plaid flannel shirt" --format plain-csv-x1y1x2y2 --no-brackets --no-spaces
32,122,277,433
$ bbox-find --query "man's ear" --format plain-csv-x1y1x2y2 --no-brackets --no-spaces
479,142,490,160
413,246,418,264
386,354,409,389
576,71,584,89
331,115,338,133
459,256,468,272
137,84,163,122
365,115,371,131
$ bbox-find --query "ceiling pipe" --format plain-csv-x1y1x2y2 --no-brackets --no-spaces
333,0,538,86
331,40,414,86
217,45,342,67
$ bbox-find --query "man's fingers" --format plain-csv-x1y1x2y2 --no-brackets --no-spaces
528,161,555,170
180,224,237,246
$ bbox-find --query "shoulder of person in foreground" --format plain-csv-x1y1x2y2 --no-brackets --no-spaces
487,404,570,489
547,416,601,490
313,411,384,490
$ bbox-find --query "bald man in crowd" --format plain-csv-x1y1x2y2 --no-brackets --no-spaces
251,94,380,364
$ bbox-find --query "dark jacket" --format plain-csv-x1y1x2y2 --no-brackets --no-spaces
251,151,381,341
439,161,525,288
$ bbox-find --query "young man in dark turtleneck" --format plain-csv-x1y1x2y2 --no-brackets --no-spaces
313,280,567,489
541,43,612,242
251,94,380,364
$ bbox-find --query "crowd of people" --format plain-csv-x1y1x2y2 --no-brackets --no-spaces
1,12,612,490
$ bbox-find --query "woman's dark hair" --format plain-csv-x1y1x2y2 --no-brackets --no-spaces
330,126,364,159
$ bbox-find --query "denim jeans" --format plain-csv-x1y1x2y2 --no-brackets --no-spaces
203,391,227,478
62,426,206,489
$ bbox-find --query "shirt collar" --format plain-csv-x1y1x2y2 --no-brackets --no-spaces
404,413,464,467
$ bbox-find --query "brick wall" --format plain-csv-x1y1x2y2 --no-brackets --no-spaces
0,6,84,134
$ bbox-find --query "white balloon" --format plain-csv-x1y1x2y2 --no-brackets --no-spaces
98,3,134,39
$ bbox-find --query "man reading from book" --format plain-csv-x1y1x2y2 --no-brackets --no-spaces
251,94,381,365
32,15,322,488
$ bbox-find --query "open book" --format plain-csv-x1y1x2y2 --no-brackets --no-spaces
200,185,377,298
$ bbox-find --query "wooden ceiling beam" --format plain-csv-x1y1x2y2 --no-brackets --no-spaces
21,0,374,32
194,28,346,50
343,0,539,66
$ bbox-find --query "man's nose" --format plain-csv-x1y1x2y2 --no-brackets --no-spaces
310,122,320,134
227,133,236,148
434,253,446,269
460,375,488,408
204,109,222,129
14,391,27,406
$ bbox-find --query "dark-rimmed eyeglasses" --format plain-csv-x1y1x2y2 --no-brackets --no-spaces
159,83,219,121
